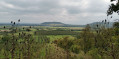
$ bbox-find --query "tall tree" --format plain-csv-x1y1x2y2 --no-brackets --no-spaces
107,0,119,15
80,24,94,54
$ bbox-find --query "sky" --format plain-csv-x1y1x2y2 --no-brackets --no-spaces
0,0,118,25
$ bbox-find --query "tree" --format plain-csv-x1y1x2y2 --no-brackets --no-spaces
80,24,94,54
107,0,119,15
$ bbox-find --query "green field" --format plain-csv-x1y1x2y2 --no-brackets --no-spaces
0,24,117,59
0,25,85,59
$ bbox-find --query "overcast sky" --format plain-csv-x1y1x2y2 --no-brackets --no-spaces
0,0,118,25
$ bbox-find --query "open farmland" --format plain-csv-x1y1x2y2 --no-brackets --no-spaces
0,24,85,59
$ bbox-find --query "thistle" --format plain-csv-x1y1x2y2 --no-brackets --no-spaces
14,22,15,25
97,25,98,28
18,19,20,22
111,16,112,18
105,19,107,24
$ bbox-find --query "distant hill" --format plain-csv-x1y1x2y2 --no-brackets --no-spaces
40,22,85,27
0,22,115,27
40,22,64,26
41,22,64,24
0,22,85,27
88,22,114,28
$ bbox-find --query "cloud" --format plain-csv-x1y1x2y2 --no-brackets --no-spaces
0,0,115,25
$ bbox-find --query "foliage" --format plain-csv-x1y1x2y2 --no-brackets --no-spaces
70,45,80,54
80,24,94,54
53,37,81,54
107,0,119,15
79,21,119,59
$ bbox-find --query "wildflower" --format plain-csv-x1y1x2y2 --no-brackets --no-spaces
14,22,15,25
18,19,20,22
104,19,107,24
97,25,98,28
111,16,112,18
105,19,107,22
